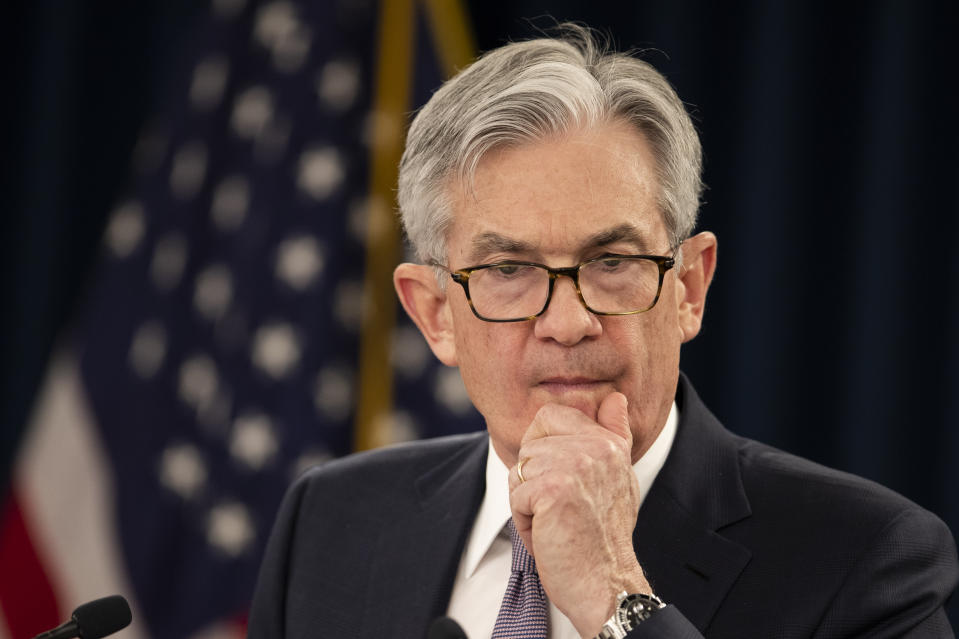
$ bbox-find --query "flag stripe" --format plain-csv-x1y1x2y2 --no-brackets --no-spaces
13,354,146,639
0,492,60,639
354,0,417,451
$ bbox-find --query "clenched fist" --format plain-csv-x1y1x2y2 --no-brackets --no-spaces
508,391,654,637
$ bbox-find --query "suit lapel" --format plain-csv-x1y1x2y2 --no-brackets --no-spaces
361,433,488,637
634,375,753,632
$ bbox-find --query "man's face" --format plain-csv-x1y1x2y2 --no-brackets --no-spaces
438,121,692,467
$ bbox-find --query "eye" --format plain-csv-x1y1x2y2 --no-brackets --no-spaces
490,264,528,277
485,263,540,281
596,256,626,271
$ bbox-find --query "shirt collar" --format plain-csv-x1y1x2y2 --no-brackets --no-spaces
461,401,680,578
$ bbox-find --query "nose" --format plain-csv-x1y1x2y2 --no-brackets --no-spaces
532,275,602,346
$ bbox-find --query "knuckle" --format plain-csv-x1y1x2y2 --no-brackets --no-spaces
602,438,625,461
539,471,576,499
570,450,596,475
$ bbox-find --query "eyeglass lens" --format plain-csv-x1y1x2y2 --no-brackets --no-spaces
467,257,662,320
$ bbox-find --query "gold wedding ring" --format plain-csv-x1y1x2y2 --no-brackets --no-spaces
517,457,530,483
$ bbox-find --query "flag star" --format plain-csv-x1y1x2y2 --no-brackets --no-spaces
190,55,230,111
313,366,353,421
252,0,311,74
296,146,345,201
150,232,189,291
434,368,474,415
230,413,279,470
333,280,366,329
254,1,297,47
159,443,208,500
272,23,312,73
106,200,146,258
231,86,275,140
206,501,255,557
211,175,250,231
348,195,390,244
391,325,430,378
169,141,208,200
275,234,324,290
178,354,220,410
317,59,361,111
347,196,370,241
194,264,234,321
252,322,301,379
128,320,167,379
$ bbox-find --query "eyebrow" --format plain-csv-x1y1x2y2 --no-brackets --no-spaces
468,232,536,262
584,223,654,253
467,223,655,263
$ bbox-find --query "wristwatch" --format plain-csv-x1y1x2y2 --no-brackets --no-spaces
594,590,666,639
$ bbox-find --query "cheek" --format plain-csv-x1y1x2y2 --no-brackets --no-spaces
612,309,682,423
453,319,504,389
453,321,530,417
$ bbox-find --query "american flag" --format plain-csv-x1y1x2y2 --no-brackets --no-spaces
0,1,482,637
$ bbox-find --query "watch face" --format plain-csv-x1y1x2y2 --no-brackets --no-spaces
618,593,663,628
623,601,648,626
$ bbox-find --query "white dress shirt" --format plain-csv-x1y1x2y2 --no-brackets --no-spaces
446,402,679,638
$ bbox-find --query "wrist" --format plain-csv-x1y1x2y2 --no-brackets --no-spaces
577,571,651,638
593,591,666,639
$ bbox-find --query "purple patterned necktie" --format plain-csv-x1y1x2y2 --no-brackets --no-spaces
492,519,549,638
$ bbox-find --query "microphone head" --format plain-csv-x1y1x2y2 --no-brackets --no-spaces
427,616,468,639
71,595,132,639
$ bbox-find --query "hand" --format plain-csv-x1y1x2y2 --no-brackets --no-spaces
508,392,653,637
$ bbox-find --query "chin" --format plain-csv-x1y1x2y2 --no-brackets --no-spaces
531,384,609,420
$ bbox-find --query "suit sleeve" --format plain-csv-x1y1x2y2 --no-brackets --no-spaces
625,605,703,638
247,473,311,639
813,506,958,637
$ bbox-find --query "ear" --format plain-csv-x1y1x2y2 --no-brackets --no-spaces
393,263,458,365
674,231,718,343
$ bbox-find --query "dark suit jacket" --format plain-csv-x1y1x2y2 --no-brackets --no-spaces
248,376,958,638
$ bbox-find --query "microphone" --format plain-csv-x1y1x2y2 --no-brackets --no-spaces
32,595,132,639
427,616,469,639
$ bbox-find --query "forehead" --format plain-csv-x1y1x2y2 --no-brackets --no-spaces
446,123,668,262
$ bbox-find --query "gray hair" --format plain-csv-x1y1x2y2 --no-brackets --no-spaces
397,24,703,267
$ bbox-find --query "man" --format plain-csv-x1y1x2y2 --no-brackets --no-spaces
249,26,957,638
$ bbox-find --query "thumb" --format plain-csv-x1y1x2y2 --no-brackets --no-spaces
597,391,631,446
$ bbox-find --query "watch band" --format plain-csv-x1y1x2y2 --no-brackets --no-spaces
595,591,666,639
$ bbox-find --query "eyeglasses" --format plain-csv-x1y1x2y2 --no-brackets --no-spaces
432,253,676,322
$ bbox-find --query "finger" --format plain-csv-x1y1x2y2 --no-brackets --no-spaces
596,392,631,446
508,483,534,551
508,456,535,491
512,431,633,495
520,402,608,446
517,433,627,470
